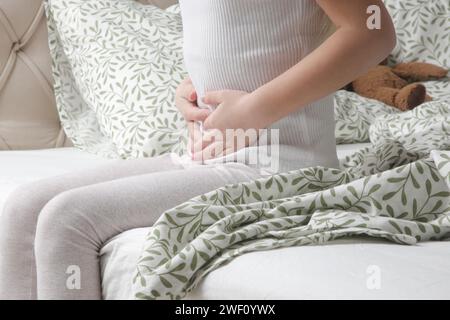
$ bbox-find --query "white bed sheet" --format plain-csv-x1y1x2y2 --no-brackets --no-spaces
101,227,450,300
98,142,450,300
9,144,444,300
0,148,111,214
0,144,368,212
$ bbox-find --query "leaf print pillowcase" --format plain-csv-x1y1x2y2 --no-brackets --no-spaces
45,0,188,159
384,0,450,68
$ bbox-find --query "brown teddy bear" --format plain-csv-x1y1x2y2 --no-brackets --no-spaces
349,62,448,111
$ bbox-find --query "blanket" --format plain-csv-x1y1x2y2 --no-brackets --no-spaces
46,0,450,157
132,97,450,300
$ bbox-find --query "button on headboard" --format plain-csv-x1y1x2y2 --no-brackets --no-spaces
0,0,178,150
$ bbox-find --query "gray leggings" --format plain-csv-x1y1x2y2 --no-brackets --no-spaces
0,154,261,299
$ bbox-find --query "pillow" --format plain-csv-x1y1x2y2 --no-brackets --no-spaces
384,0,450,68
335,0,449,145
45,0,187,159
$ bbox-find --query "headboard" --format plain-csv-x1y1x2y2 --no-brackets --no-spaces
0,0,178,150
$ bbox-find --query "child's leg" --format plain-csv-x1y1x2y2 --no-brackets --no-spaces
34,164,260,299
0,154,183,300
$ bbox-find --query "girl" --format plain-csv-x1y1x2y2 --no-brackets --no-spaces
0,0,395,299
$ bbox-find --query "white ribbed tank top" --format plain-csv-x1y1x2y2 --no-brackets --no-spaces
179,0,339,173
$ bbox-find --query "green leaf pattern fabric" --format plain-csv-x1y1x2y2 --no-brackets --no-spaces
384,0,450,68
334,83,450,145
334,0,449,145
46,1,448,153
334,91,401,144
133,101,450,300
45,0,188,159
44,0,450,300
432,151,450,190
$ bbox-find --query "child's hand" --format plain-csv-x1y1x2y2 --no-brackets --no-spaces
202,90,256,131
175,78,210,145
192,90,263,161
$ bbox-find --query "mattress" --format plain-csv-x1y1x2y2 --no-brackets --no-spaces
98,143,450,300
5,145,448,300
0,148,111,214
101,228,450,300
0,144,367,212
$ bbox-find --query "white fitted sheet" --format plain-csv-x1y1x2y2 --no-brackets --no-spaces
100,227,450,300
0,144,368,212
7,144,437,300
0,148,110,214
97,143,450,300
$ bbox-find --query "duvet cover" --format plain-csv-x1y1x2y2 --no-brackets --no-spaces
133,98,450,300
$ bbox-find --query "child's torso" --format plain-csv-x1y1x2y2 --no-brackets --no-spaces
178,0,339,172
179,0,333,95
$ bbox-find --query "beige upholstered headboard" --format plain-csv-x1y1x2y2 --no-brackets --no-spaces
0,0,178,150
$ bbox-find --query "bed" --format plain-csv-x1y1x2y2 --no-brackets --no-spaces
1,0,449,300
100,143,450,300
2,146,449,300
102,228,450,300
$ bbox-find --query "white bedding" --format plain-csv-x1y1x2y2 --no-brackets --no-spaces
98,143,450,300
0,144,366,212
101,228,450,300
4,145,449,300
0,148,111,214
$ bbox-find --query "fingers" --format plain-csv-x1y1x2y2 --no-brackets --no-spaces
177,78,194,98
191,128,260,161
189,90,197,102
185,86,197,103
184,107,210,122
187,122,202,153
176,96,207,121
192,129,216,156
202,112,214,130
202,90,227,106
191,129,224,161
176,79,211,122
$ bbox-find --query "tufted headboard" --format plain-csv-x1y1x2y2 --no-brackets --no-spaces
0,0,178,150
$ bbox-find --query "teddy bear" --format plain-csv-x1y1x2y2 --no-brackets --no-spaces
349,61,448,111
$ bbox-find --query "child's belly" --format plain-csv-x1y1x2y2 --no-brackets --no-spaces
178,0,338,171
185,47,305,99
180,0,329,97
